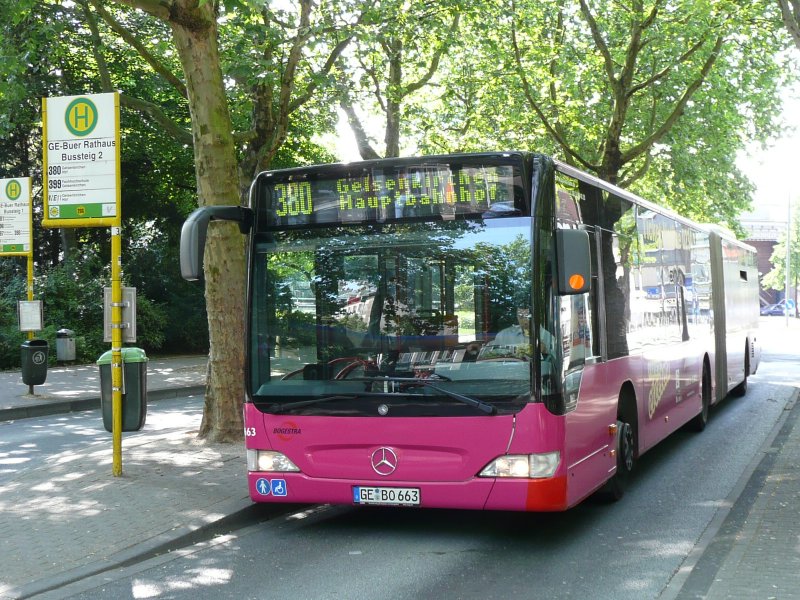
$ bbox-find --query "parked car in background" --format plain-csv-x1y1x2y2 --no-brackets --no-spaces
761,300,797,316
761,303,786,316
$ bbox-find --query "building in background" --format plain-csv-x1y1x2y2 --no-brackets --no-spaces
741,218,782,306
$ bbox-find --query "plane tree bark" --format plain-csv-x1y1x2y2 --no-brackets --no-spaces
778,0,800,49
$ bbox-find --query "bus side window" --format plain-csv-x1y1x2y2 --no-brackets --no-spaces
597,191,636,360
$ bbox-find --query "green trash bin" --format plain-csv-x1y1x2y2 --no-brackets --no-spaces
21,339,49,386
97,348,148,432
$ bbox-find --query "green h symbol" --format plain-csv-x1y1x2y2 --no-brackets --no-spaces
65,98,98,136
5,180,21,200
74,104,90,129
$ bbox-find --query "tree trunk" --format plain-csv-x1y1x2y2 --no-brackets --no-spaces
60,229,77,262
170,6,245,442
384,37,403,158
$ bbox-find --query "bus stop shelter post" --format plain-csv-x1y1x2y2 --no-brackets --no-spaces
111,227,124,477
27,253,34,395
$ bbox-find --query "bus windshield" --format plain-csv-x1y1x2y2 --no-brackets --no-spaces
249,217,533,416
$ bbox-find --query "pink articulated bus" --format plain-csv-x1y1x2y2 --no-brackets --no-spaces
181,152,760,511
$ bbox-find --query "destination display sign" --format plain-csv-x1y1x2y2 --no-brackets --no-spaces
42,92,121,228
259,158,524,228
0,177,32,255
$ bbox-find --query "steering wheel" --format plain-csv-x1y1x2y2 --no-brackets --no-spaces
280,356,375,380
333,357,375,379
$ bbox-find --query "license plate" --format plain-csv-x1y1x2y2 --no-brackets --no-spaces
353,486,420,506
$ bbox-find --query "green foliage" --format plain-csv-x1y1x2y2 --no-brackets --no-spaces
124,231,209,353
0,232,209,368
472,234,531,330
0,260,27,368
408,0,796,231
763,203,800,292
0,0,797,375
337,0,467,158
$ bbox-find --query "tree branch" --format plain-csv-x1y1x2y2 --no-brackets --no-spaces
359,53,387,113
621,34,725,164
511,8,595,171
578,0,617,84
289,34,353,112
109,0,212,32
79,0,114,91
778,0,800,50
106,0,172,22
627,38,706,97
618,153,652,187
119,93,193,145
89,0,188,98
340,98,381,159
403,13,460,96
278,0,312,121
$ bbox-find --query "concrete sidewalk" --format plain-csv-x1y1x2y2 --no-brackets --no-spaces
666,389,800,599
0,355,207,422
0,355,256,600
665,317,800,599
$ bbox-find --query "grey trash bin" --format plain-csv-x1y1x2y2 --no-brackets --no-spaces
21,339,49,386
97,348,148,432
56,328,76,361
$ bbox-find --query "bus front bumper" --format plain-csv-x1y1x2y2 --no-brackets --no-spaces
247,472,569,512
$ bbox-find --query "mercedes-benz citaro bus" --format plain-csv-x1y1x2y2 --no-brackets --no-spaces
181,152,760,511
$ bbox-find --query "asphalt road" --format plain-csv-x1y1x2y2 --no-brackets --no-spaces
41,337,797,600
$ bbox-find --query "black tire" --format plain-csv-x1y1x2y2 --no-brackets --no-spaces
599,420,635,502
730,373,747,397
688,364,711,432
730,346,749,398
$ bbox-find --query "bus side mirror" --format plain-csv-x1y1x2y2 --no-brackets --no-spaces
555,229,591,295
180,206,253,282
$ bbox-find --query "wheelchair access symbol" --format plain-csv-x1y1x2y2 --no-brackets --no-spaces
271,479,287,496
255,478,288,497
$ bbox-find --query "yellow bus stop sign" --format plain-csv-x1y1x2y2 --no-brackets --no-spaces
0,177,32,256
42,93,121,229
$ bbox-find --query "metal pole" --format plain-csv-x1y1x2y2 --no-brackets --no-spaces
26,254,34,340
786,196,792,326
111,227,123,476
26,181,34,394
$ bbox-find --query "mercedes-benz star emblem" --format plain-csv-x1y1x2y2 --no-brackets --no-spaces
370,447,398,476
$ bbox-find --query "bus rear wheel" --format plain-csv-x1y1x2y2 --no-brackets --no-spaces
730,346,749,397
688,363,711,432
599,420,634,502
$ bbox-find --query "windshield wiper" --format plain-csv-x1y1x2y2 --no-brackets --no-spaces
350,377,497,415
272,394,360,413
272,390,442,413
270,380,498,415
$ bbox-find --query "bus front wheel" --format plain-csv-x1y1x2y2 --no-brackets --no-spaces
600,420,634,502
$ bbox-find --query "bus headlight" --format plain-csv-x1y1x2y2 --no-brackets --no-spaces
247,449,300,473
478,452,560,479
